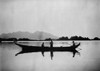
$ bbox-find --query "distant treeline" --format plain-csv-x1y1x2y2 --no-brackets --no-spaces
0,36,100,42
56,36,100,40
0,38,37,41
45,36,100,41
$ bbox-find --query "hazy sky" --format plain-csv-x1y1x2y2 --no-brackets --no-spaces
0,0,100,38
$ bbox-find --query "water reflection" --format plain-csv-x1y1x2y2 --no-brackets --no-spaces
0,41,100,71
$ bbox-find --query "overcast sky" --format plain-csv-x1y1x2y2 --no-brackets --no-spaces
0,0,100,38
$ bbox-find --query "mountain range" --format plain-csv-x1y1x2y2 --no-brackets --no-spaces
0,31,58,40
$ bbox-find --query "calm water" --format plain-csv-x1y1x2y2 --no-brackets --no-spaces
0,41,100,71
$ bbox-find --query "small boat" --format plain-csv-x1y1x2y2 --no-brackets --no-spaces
14,41,81,59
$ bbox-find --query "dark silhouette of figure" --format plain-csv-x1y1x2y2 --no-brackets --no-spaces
50,39,53,47
72,41,76,47
41,42,45,57
50,39,53,60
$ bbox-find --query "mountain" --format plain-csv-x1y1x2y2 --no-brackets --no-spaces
0,31,58,40
32,31,58,40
